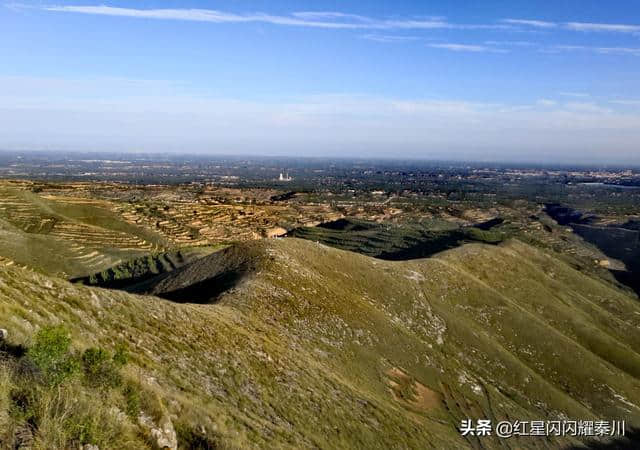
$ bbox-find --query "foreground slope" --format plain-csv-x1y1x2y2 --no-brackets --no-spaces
1,238,640,448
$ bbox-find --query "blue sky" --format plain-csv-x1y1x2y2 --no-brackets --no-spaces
1,1,640,163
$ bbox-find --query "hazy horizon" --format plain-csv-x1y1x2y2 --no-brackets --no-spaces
3,148,640,169
2,1,640,164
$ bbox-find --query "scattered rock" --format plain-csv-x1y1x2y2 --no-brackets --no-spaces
109,406,128,425
83,444,100,450
138,412,178,450
0,328,7,340
264,227,288,238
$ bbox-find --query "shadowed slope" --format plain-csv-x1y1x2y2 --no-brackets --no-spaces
128,244,265,303
545,203,640,296
70,247,217,289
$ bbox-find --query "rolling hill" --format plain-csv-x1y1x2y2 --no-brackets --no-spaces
1,237,640,448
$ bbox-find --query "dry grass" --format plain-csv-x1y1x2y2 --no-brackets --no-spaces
29,383,144,449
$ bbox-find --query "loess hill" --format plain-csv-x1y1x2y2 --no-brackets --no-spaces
0,183,169,277
1,237,640,448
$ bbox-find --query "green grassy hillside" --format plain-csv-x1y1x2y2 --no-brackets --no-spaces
1,238,639,448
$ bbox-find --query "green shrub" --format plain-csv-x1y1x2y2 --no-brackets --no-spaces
2,329,144,448
81,348,122,389
121,380,164,423
112,343,129,368
122,382,141,419
26,326,79,386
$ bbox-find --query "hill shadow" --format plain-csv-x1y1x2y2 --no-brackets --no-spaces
73,244,264,304
71,249,209,289
144,268,248,304
545,204,640,297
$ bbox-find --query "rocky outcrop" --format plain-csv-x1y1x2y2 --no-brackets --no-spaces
264,227,287,238
138,412,177,450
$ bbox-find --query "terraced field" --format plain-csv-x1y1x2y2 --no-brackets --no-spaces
290,217,508,260
8,182,336,248
0,182,168,277
71,247,220,289
115,201,261,245
0,181,344,278
113,198,331,244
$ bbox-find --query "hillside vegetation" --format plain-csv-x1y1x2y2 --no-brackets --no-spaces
290,218,507,260
71,247,219,290
1,238,640,448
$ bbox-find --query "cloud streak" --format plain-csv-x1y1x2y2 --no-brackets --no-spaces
33,5,525,32
360,34,420,43
504,18,640,34
428,43,507,53
502,19,556,28
41,5,457,30
484,40,536,47
29,6,640,47
610,99,640,106
565,22,640,33
559,92,590,98
553,45,640,56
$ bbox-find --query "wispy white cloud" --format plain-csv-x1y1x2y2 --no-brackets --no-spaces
502,19,556,28
484,40,536,47
428,43,507,53
290,12,374,22
564,101,612,114
27,5,640,43
39,5,456,30
27,5,525,32
553,45,640,56
559,92,590,98
565,22,640,33
537,99,557,106
360,34,420,43
503,18,640,34
587,47,640,55
610,99,640,106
